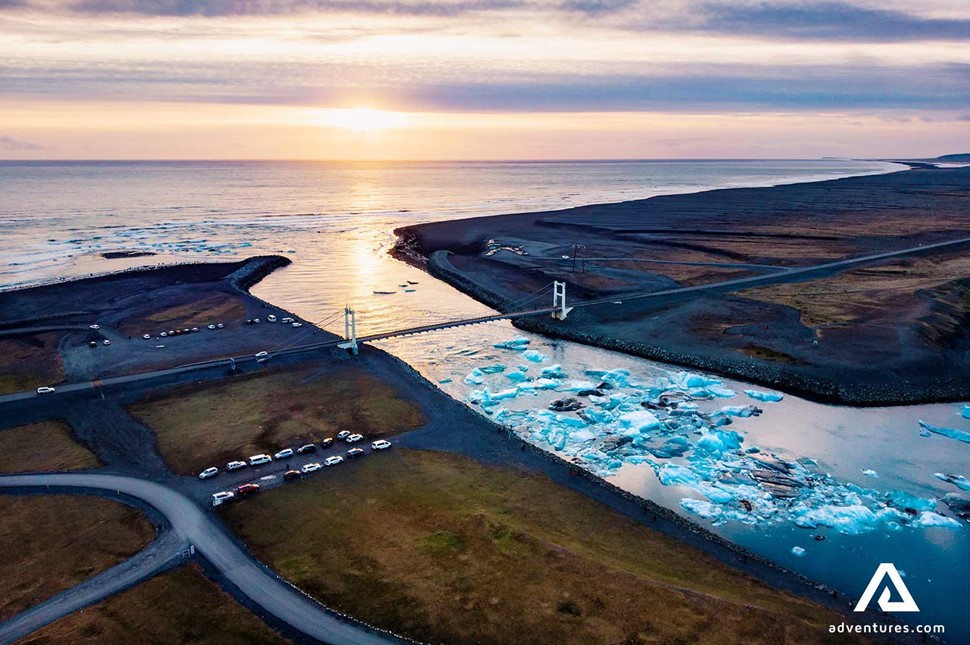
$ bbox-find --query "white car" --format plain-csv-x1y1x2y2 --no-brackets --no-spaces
253,318,261,324
324,456,344,467
160,331,168,337
249,454,272,466
336,430,350,440
199,466,219,479
216,323,224,329
301,462,322,474
291,322,303,328
255,351,268,358
212,491,235,506
274,448,294,460
36,386,56,395
371,439,392,450
281,317,294,324
142,334,151,340
267,315,277,323
346,433,364,443
102,339,111,346
207,324,216,330
89,324,100,330
226,460,247,471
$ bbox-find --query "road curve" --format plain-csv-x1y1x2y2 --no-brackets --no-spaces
0,474,405,645
0,530,188,645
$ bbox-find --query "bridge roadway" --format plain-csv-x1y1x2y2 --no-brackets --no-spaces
1,234,968,407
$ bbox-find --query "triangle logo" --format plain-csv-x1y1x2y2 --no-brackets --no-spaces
854,563,920,613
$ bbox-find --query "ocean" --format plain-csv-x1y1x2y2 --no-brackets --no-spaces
3,158,968,637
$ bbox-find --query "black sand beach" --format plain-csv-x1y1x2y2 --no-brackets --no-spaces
396,165,970,405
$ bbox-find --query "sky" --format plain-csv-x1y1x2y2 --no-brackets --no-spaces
1,0,968,159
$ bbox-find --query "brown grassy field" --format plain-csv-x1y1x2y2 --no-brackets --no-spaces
0,333,64,395
224,449,865,645
118,291,247,336
0,495,153,621
130,366,425,475
0,421,98,474
20,564,290,645
740,255,970,328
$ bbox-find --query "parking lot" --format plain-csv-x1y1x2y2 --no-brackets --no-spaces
199,435,392,506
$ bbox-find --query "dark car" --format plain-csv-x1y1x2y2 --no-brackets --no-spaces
283,469,302,481
346,448,365,459
297,443,317,455
320,437,334,449
236,483,260,496
88,340,97,348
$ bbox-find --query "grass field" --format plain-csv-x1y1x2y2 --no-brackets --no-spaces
20,564,290,645
224,449,865,645
0,421,98,474
118,291,247,336
0,495,153,621
130,365,425,475
0,333,64,395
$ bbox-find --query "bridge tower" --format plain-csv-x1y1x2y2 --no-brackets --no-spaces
551,281,573,320
338,306,359,355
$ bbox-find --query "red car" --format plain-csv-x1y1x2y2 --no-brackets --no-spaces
283,469,302,481
236,483,260,496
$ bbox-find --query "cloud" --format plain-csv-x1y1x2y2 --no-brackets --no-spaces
0,135,42,150
559,0,635,16
695,2,970,42
66,0,522,17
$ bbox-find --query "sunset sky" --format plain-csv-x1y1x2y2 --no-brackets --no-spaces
1,0,968,159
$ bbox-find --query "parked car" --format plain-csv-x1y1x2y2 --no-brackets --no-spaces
324,456,344,467
212,491,234,506
236,483,260,496
346,448,365,459
89,341,97,348
267,314,277,323
253,318,261,324
336,430,350,440
291,322,303,328
283,469,302,481
226,460,247,471
89,324,100,330
297,443,317,455
346,433,364,443
216,323,224,329
160,331,168,337
371,440,392,450
255,351,268,358
191,327,199,333
102,339,111,346
273,448,294,460
301,462,322,474
36,386,56,395
198,466,219,479
142,334,151,340
207,324,216,330
281,317,294,324
320,437,334,448
248,454,272,466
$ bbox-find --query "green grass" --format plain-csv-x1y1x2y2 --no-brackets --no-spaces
0,421,98,474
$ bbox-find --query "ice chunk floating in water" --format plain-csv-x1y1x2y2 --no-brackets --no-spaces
493,337,531,350
791,546,806,557
744,389,783,402
522,349,547,363
919,420,970,444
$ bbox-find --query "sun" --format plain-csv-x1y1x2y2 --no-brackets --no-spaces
320,107,407,132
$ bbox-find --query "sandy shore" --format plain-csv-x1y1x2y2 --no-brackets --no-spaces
396,165,970,405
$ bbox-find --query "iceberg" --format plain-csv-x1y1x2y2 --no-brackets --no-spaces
540,364,567,379
680,498,722,520
962,405,970,420
657,463,702,487
745,389,784,403
493,337,531,350
791,546,806,557
480,364,506,374
918,420,970,444
861,469,878,478
505,371,529,383
522,349,547,363
792,504,890,535
934,473,970,492
618,410,661,432
911,512,962,529
463,368,485,385
719,405,762,418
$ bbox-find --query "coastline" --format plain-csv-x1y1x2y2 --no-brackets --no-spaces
394,165,970,406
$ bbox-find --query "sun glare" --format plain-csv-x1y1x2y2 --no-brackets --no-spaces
321,107,407,131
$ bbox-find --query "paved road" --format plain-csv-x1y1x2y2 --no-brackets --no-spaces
0,530,188,645
0,474,404,645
